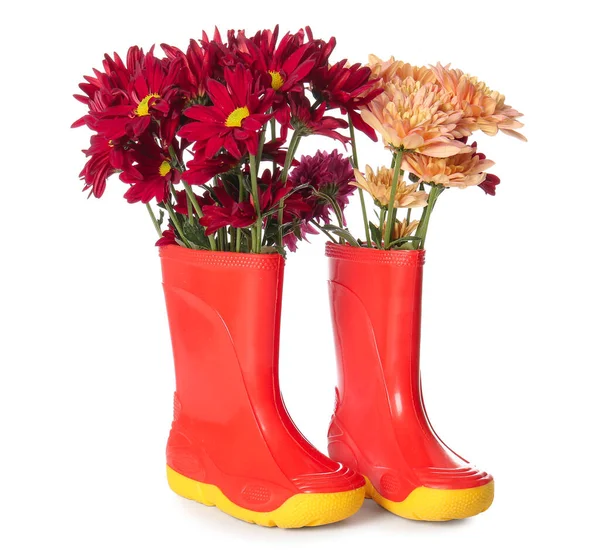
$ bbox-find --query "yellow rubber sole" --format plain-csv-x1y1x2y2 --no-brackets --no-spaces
167,466,365,528
364,476,494,521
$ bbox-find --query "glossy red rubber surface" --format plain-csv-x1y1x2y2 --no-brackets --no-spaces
159,246,364,512
326,243,492,502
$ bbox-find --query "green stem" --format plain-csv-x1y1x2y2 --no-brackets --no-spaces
146,203,162,238
330,198,345,230
311,220,337,243
236,173,245,253
183,181,217,251
270,116,277,174
348,118,372,248
218,228,226,251
383,150,404,249
414,185,443,249
281,131,300,183
168,144,184,171
277,202,285,250
165,201,191,248
256,127,267,166
249,154,262,254
277,131,302,250
186,194,193,223
378,206,386,250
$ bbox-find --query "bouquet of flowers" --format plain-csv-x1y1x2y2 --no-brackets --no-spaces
73,26,383,254
345,56,525,250
74,31,524,254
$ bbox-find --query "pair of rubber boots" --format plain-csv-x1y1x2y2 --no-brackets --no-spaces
159,243,494,528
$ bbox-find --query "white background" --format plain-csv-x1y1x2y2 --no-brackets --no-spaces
1,1,598,554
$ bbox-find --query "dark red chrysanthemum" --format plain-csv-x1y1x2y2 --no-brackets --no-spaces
179,64,274,159
161,39,211,102
73,46,146,129
305,27,336,72
473,142,500,195
183,149,239,186
172,188,211,216
200,169,292,235
311,60,382,141
200,184,257,234
79,134,137,198
120,135,181,204
198,28,246,82
83,49,182,142
241,26,317,94
156,225,178,246
261,137,291,167
289,93,349,143
479,172,500,195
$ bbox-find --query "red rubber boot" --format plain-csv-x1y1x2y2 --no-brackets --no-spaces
159,246,365,528
326,243,494,521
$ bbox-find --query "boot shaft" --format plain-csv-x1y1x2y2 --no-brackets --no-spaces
326,243,425,414
159,246,285,424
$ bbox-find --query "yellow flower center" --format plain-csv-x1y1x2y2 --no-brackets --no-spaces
269,70,285,91
135,93,160,117
225,106,250,128
158,160,171,177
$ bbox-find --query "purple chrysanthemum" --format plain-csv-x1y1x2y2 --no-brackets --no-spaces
289,149,355,224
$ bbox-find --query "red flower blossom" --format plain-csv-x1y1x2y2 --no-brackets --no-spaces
262,137,291,167
156,226,178,246
86,49,182,141
305,27,336,71
73,47,146,129
79,134,137,198
183,150,239,186
179,64,274,159
198,28,246,82
200,184,257,234
172,188,210,216
289,93,349,143
311,60,382,141
473,142,500,195
161,39,211,102
479,172,500,195
200,169,291,234
120,135,181,204
242,26,317,94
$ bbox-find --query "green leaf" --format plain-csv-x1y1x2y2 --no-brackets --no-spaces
157,209,165,227
182,220,210,249
369,222,382,246
262,245,286,257
322,225,360,247
388,235,422,248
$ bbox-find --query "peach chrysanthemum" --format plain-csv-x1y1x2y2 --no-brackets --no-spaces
402,150,496,189
368,55,436,85
350,165,429,208
384,218,420,241
432,63,526,141
361,77,470,157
